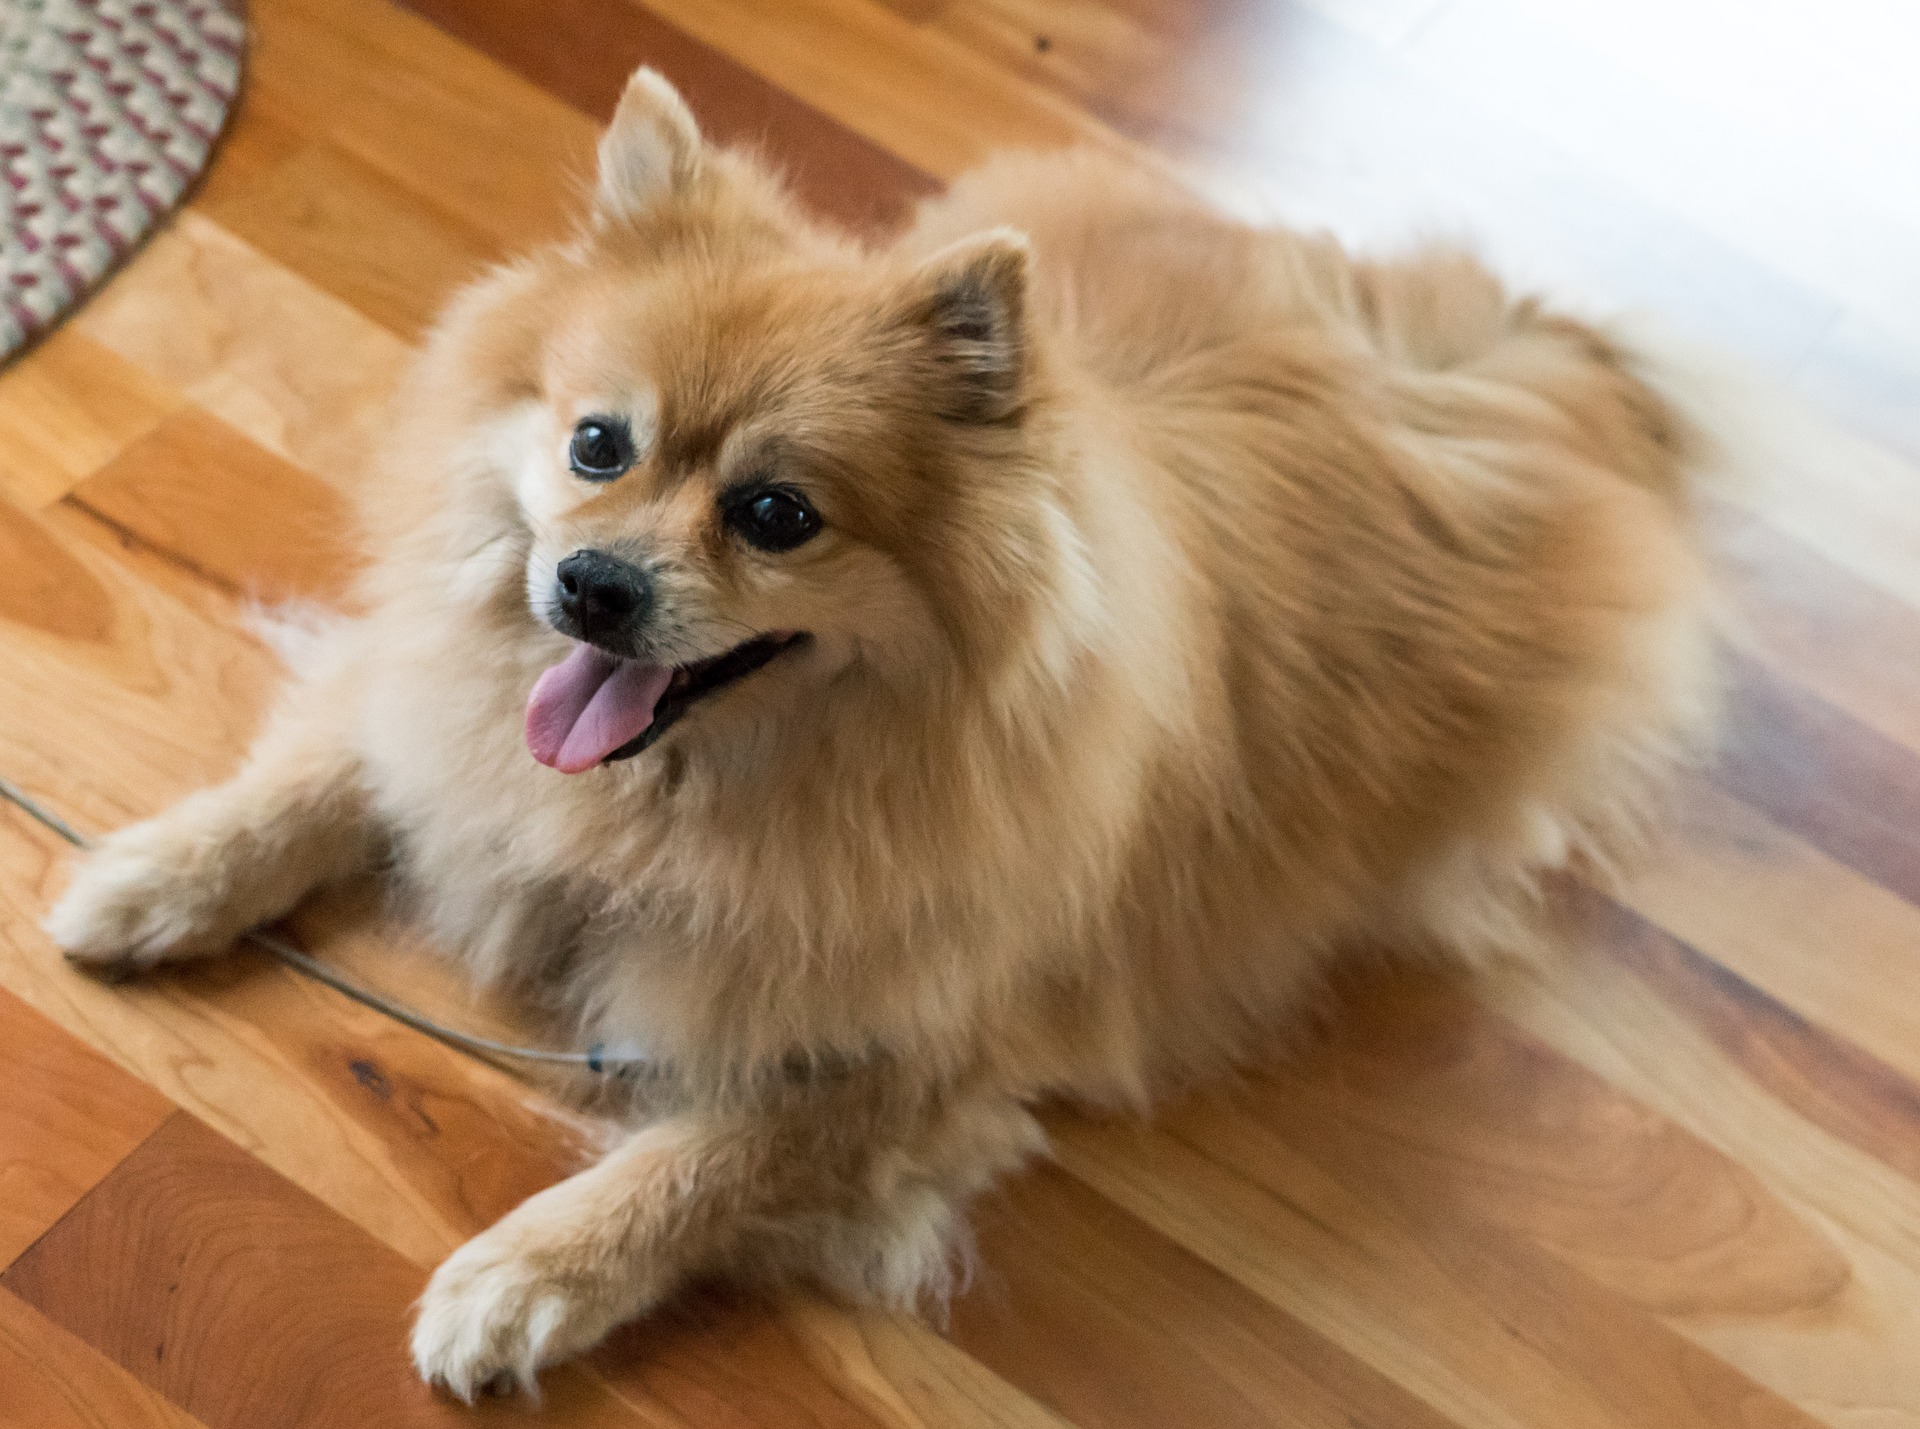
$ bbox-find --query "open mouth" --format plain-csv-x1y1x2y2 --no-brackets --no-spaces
526,632,808,773
607,633,806,761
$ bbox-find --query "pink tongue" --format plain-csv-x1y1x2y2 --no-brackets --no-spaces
526,644,674,774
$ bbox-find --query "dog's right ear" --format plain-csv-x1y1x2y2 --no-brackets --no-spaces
595,68,701,222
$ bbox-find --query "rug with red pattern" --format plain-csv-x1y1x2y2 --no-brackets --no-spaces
1,0,242,359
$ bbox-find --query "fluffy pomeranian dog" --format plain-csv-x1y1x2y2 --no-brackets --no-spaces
47,70,1717,1395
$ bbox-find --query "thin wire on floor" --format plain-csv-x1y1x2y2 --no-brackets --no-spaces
0,773,646,1075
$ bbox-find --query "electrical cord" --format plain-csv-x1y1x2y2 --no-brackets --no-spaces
0,774,648,1074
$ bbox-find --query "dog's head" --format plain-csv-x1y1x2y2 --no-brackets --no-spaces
435,71,1065,773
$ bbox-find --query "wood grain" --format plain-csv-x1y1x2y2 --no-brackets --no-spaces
952,1163,1462,1429
1619,779,1920,1091
0,486,279,826
1,817,588,1272
73,213,413,495
196,136,502,341
0,988,173,1267
398,0,938,232
1489,945,1920,1421
1712,650,1920,907
633,0,1123,178
244,0,600,249
1050,977,1830,1429
1717,502,1920,752
772,1301,1075,1429
1575,886,1920,1191
586,1288,1077,1429
0,1288,208,1429
0,329,181,510
1,1112,642,1427
66,407,360,605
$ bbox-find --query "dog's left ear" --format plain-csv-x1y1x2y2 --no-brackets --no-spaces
905,230,1031,424
596,68,701,222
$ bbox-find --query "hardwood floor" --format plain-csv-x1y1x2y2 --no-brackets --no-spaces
2,0,1917,1423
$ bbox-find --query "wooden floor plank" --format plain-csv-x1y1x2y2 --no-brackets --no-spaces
184,88,310,219
1718,504,1920,754
952,1163,1462,1429
0,988,173,1268
397,0,938,232
1178,976,1851,1422
847,0,1197,140
72,214,413,498
2,815,590,1273
585,1293,896,1429
0,1288,208,1429
769,1302,1077,1429
634,0,1121,178
1576,888,1920,1191
1,1112,646,1428
195,136,503,342
0,329,182,511
1712,650,1920,908
1619,779,1920,1093
245,0,601,250
0,486,279,828
587,1291,1084,1429
1053,973,1833,1429
1047,1114,1650,1429
64,407,361,606
1490,946,1920,1424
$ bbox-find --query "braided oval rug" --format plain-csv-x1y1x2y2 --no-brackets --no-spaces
0,0,243,360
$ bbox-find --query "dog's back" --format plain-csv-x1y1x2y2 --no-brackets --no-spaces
910,153,1720,1086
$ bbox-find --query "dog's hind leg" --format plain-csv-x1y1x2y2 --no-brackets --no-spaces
45,661,381,977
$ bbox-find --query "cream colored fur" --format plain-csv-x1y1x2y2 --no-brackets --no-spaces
45,70,1719,1398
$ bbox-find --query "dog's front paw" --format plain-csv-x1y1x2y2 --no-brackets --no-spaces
411,1224,634,1400
43,815,248,977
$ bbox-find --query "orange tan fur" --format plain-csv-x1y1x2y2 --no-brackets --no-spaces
45,69,1719,1397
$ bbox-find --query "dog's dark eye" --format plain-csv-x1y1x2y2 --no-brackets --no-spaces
569,416,634,482
726,487,821,553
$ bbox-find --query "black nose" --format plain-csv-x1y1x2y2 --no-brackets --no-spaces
554,549,650,646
